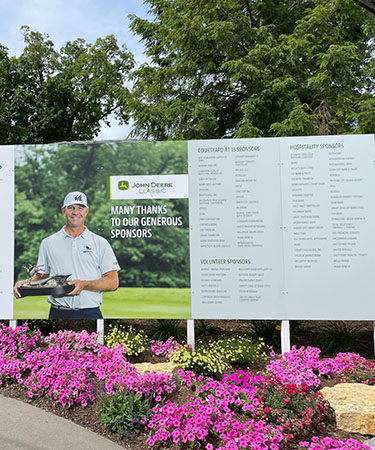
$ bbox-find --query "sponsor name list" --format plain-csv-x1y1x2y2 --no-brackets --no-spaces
189,140,284,319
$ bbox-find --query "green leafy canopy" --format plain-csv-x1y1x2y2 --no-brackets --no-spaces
0,26,134,144
129,0,375,139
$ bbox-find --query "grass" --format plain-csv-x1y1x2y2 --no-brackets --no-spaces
13,287,191,319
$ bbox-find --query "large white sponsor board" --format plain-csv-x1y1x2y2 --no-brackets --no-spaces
188,135,375,320
0,146,14,319
5,135,375,320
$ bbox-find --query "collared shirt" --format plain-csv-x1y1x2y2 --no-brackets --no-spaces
37,227,120,309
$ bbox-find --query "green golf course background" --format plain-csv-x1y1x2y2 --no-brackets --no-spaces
14,141,192,319
14,287,191,319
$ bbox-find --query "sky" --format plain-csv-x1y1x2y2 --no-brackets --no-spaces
0,0,151,140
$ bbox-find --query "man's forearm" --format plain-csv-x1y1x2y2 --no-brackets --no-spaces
81,276,118,292
68,271,119,296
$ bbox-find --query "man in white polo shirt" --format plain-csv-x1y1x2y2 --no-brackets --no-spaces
14,191,120,319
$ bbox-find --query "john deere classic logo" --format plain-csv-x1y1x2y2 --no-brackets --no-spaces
118,180,129,191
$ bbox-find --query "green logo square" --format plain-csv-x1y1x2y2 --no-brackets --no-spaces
118,180,129,191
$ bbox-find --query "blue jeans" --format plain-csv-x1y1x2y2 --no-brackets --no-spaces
48,305,103,319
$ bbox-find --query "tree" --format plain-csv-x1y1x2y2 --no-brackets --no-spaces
129,0,375,139
0,27,134,144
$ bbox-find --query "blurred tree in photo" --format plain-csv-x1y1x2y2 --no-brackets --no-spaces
0,27,134,144
129,0,375,139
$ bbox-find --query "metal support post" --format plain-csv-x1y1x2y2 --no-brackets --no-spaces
97,318,104,344
187,319,195,348
9,320,18,330
281,320,290,353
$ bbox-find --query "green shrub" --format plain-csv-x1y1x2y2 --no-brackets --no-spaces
98,391,151,438
150,319,184,341
167,342,229,376
337,361,375,385
316,321,366,354
212,336,267,366
25,320,57,333
290,320,307,337
105,325,148,356
257,376,331,440
167,336,267,376
249,320,281,349
195,319,219,337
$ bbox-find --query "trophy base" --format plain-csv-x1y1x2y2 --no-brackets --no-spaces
18,284,75,298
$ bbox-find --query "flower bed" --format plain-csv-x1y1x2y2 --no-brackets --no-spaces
0,323,374,450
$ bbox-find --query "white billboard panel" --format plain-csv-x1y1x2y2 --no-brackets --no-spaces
280,134,375,319
188,138,285,319
0,146,14,319
189,135,375,320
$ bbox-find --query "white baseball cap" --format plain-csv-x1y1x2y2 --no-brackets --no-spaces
63,191,88,207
